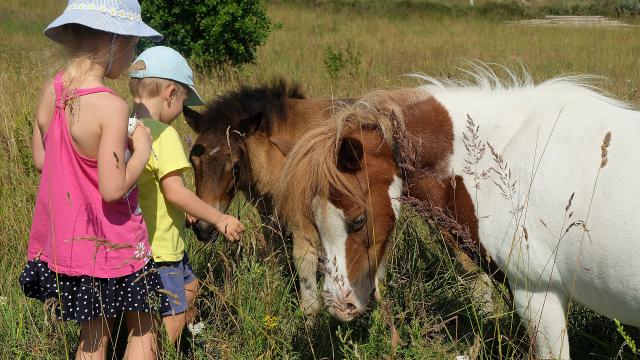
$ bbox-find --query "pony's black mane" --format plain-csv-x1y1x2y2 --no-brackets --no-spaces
198,78,305,135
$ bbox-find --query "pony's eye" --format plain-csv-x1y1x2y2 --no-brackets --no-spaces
348,213,367,233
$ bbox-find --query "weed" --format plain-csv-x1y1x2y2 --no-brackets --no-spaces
324,42,362,79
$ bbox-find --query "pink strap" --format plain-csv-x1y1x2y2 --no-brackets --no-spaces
53,72,117,109
53,72,66,108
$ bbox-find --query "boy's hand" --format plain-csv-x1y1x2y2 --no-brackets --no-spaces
214,214,245,241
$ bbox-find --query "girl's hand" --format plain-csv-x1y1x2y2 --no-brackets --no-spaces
214,214,245,241
129,122,152,155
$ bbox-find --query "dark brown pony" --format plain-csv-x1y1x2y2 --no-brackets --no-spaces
183,80,349,315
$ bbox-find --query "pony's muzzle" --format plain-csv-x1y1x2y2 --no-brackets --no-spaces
189,220,218,242
327,289,364,321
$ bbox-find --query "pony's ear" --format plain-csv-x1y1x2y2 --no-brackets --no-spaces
183,106,204,133
238,112,263,135
337,137,364,173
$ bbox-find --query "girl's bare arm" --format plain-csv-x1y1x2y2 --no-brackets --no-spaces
32,81,55,172
97,97,151,202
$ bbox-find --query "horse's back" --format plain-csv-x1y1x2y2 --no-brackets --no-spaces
431,84,640,324
498,94,640,324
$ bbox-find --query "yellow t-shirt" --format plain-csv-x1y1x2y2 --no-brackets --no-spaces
137,119,191,262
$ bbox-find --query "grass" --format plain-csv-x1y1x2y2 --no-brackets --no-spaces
1,0,640,358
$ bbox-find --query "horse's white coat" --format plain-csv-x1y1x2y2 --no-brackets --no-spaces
389,175,403,219
415,72,640,358
314,68,640,359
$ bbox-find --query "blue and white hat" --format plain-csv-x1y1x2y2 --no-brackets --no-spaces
44,0,163,43
129,46,205,106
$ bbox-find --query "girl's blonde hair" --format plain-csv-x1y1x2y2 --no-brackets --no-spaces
128,60,189,100
56,24,137,93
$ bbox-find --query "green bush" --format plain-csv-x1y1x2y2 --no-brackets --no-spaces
140,0,272,68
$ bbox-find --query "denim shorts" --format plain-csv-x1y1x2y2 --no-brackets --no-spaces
156,252,197,316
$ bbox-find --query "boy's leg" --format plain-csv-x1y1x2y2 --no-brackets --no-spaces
77,316,115,360
124,311,158,360
157,254,199,343
162,312,186,343
162,276,199,342
184,277,200,323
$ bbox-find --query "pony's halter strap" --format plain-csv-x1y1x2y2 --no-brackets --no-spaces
106,34,118,75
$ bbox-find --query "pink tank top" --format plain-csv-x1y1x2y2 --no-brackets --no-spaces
27,73,150,278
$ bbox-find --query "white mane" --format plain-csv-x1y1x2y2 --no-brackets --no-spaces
409,62,633,110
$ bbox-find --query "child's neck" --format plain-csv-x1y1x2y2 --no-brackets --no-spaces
66,58,108,88
133,99,173,125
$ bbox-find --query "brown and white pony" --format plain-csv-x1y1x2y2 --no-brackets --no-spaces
276,70,640,358
183,80,350,315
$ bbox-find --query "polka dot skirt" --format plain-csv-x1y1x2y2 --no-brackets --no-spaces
19,260,171,323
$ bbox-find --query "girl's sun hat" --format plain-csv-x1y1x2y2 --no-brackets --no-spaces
129,46,205,107
44,0,163,43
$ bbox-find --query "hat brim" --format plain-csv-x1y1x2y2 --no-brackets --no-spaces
185,85,205,107
44,11,163,43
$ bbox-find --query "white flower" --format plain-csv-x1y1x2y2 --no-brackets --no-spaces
188,322,205,336
455,356,470,360
134,242,146,259
0,296,7,305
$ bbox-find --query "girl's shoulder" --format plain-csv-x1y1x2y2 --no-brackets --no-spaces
83,91,129,120
37,78,56,104
84,90,127,108
35,79,57,130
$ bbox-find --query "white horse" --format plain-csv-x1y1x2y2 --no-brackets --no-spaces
277,67,640,359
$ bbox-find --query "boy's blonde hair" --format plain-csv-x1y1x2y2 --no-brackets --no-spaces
129,60,189,100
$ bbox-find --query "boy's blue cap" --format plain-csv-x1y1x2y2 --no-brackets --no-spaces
129,46,205,106
44,0,163,43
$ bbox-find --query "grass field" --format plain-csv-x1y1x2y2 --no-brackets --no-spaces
1,0,640,358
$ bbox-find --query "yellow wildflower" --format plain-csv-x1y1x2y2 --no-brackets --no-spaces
263,314,278,330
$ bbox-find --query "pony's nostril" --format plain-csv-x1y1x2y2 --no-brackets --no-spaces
191,221,216,242
186,219,198,229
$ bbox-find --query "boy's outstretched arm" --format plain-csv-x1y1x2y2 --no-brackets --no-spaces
161,170,245,241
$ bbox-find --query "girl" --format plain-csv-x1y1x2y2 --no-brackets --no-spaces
20,1,169,359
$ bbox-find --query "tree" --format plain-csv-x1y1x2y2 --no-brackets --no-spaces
140,0,272,68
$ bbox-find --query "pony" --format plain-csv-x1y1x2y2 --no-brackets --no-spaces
275,67,640,358
183,82,484,320
183,80,351,315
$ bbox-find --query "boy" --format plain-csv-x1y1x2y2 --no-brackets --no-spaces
128,46,244,342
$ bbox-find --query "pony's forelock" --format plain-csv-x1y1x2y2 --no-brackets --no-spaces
275,88,430,223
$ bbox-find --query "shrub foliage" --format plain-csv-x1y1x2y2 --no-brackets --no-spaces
140,0,272,67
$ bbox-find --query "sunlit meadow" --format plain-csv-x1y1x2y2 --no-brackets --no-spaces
1,0,639,358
